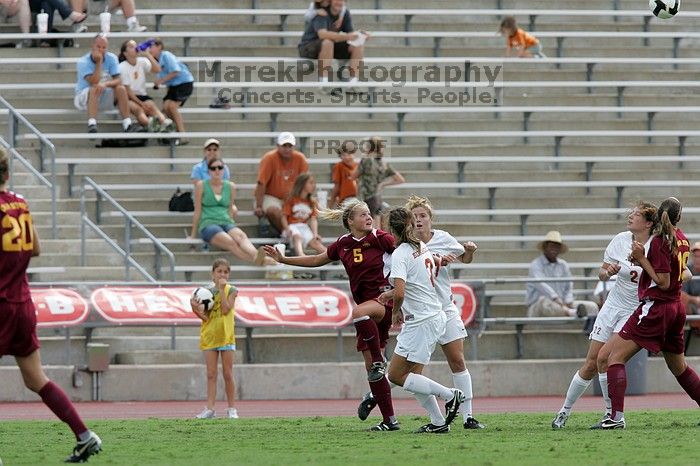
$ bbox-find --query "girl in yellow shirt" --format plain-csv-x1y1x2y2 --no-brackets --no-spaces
190,258,239,419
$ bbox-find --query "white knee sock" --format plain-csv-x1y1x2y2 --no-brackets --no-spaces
413,393,445,426
452,370,473,420
403,373,453,400
598,372,612,415
560,371,592,414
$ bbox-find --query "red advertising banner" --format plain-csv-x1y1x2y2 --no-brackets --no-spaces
451,283,478,325
90,286,354,328
32,288,90,328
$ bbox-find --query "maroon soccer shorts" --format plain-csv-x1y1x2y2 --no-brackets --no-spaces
356,301,393,353
0,299,41,358
619,300,686,354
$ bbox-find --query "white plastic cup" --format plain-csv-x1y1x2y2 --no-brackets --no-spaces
316,190,328,209
274,243,286,256
37,11,49,34
99,12,111,34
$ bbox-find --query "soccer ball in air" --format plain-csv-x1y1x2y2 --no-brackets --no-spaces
649,0,680,19
192,287,214,312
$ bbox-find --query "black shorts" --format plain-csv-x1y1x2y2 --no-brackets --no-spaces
298,39,351,60
136,95,152,102
164,82,193,106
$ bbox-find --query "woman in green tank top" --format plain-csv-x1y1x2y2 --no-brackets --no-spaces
190,158,270,265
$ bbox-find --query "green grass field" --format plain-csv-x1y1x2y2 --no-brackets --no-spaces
0,411,698,465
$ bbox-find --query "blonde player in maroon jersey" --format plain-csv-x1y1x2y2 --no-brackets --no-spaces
263,199,399,431
602,197,700,429
0,148,102,462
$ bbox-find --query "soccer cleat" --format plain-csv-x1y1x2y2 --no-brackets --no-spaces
589,413,611,430
195,408,215,419
357,391,377,421
600,416,625,429
369,420,400,431
552,411,569,429
227,408,239,419
367,361,387,382
464,416,486,429
127,22,147,33
160,118,175,133
414,423,450,434
124,123,143,133
64,431,101,463
443,389,465,426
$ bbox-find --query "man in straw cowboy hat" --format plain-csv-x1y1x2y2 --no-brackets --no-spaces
526,231,599,318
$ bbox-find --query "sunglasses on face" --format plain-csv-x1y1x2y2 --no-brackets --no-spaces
208,165,224,171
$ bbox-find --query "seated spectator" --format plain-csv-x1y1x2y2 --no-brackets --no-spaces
190,156,273,266
118,39,173,133
74,34,139,134
70,0,146,32
1,0,30,45
499,16,545,58
254,132,309,235
526,231,599,318
681,241,700,331
149,38,194,145
304,0,344,27
354,136,404,227
298,0,368,89
281,173,326,257
191,138,230,184
29,0,85,36
329,140,358,207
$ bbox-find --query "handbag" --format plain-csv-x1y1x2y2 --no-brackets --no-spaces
169,188,194,212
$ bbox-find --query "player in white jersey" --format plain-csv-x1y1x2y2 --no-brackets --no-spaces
551,201,657,430
385,207,465,433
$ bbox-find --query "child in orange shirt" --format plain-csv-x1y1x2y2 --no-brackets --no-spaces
499,16,545,58
330,140,358,208
282,173,326,256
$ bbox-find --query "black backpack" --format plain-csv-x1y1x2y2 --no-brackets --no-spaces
169,188,194,212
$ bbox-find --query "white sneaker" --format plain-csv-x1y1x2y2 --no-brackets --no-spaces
127,22,147,33
196,408,215,419
227,408,239,419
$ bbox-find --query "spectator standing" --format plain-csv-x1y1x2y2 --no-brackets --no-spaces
74,34,139,134
499,16,545,58
254,132,309,235
330,140,358,207
354,136,404,227
0,148,102,463
118,39,173,133
603,197,699,429
190,258,239,420
149,38,194,144
526,230,599,318
298,0,368,89
281,173,326,257
191,138,231,184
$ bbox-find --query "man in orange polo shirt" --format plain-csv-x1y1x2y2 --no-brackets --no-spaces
254,132,309,235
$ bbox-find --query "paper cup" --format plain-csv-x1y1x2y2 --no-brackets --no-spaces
37,12,49,34
99,12,111,33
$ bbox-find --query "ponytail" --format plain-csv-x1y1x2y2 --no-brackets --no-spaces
388,207,421,250
318,198,368,231
652,197,682,255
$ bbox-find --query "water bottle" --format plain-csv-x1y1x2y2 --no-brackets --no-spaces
135,39,155,52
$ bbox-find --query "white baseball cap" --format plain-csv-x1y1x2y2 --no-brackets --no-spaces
203,138,220,149
277,132,296,146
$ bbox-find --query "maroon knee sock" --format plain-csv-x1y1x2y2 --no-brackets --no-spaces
354,318,383,363
607,363,627,419
369,377,395,423
38,381,88,439
676,365,700,406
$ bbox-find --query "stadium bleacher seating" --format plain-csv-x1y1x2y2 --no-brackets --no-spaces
2,0,700,400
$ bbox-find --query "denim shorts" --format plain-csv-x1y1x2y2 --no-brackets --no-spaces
200,223,236,243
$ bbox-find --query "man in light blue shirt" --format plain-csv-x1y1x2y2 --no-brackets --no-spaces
191,139,231,184
149,39,194,145
74,34,138,134
526,231,598,317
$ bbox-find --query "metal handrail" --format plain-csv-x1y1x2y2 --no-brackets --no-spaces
0,96,57,238
80,177,176,281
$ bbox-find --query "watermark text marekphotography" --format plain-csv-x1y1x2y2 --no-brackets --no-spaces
195,60,503,106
